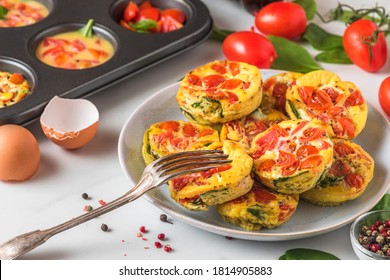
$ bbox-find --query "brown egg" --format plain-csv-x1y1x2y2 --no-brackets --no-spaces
40,96,99,149
0,124,40,181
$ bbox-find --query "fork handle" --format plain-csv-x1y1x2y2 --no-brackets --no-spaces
0,173,154,260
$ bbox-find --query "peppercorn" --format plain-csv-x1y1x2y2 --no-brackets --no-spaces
358,218,390,257
160,214,173,224
82,193,89,200
101,223,108,232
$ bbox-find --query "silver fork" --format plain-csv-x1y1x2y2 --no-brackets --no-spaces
0,150,231,260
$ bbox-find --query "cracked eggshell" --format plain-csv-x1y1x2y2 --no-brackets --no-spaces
40,96,99,149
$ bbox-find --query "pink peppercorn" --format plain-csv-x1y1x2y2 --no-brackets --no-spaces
139,226,147,233
154,241,162,248
157,233,165,240
164,244,172,252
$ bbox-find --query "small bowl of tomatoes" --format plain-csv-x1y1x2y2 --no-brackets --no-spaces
112,0,188,33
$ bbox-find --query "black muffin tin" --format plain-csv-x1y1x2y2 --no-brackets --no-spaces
0,0,212,125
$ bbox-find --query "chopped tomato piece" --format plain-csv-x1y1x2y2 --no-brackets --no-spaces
299,126,325,142
211,62,227,74
277,150,297,167
344,89,364,107
253,188,277,204
227,62,240,76
226,91,239,103
220,79,241,90
8,73,25,84
330,159,350,177
345,173,364,188
281,160,299,176
187,74,202,86
300,155,322,169
123,1,139,22
159,121,180,132
338,117,355,138
182,123,196,137
296,144,319,159
88,49,108,59
334,142,355,156
201,164,232,178
263,77,276,91
160,8,185,24
258,159,276,172
202,75,225,89
134,7,160,22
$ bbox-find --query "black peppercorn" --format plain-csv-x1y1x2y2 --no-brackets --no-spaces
101,223,108,232
160,214,173,224
82,193,89,200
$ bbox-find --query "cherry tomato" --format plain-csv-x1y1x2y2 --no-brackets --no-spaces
134,7,160,22
254,2,306,40
378,76,390,118
343,19,387,72
222,31,277,68
123,1,138,22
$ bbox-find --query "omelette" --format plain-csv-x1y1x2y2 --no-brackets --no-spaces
176,60,263,125
168,140,254,211
249,119,334,194
0,71,31,108
301,139,374,205
285,70,367,139
142,120,219,165
216,180,299,231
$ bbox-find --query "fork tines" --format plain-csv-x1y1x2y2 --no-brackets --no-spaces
151,150,232,183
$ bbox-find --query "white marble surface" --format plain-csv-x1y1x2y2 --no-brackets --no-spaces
0,0,389,260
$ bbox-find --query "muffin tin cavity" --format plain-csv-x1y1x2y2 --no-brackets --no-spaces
0,57,36,107
32,21,118,70
111,0,192,33
0,0,53,28
0,0,212,125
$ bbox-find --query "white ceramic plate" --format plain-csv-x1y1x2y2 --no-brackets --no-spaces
118,69,390,241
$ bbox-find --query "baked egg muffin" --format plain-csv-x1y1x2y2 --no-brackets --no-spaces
176,60,262,125
285,70,367,139
216,181,299,231
0,71,31,108
249,119,334,194
168,140,254,211
261,71,303,115
301,139,374,205
142,120,219,165
220,107,288,151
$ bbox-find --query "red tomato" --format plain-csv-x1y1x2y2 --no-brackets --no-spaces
343,19,387,72
123,1,139,22
222,31,277,68
379,76,390,118
254,2,307,40
160,9,185,24
134,7,160,22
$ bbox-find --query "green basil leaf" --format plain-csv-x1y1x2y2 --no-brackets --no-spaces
315,48,352,64
80,19,94,38
302,23,344,51
268,35,322,73
293,0,317,20
278,254,287,260
280,248,340,260
371,194,390,211
211,25,234,42
130,19,157,32
0,5,8,20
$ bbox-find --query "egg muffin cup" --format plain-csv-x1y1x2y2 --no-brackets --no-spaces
301,139,375,206
216,181,299,231
285,70,368,139
168,140,254,211
142,120,219,165
249,119,334,194
176,60,263,125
